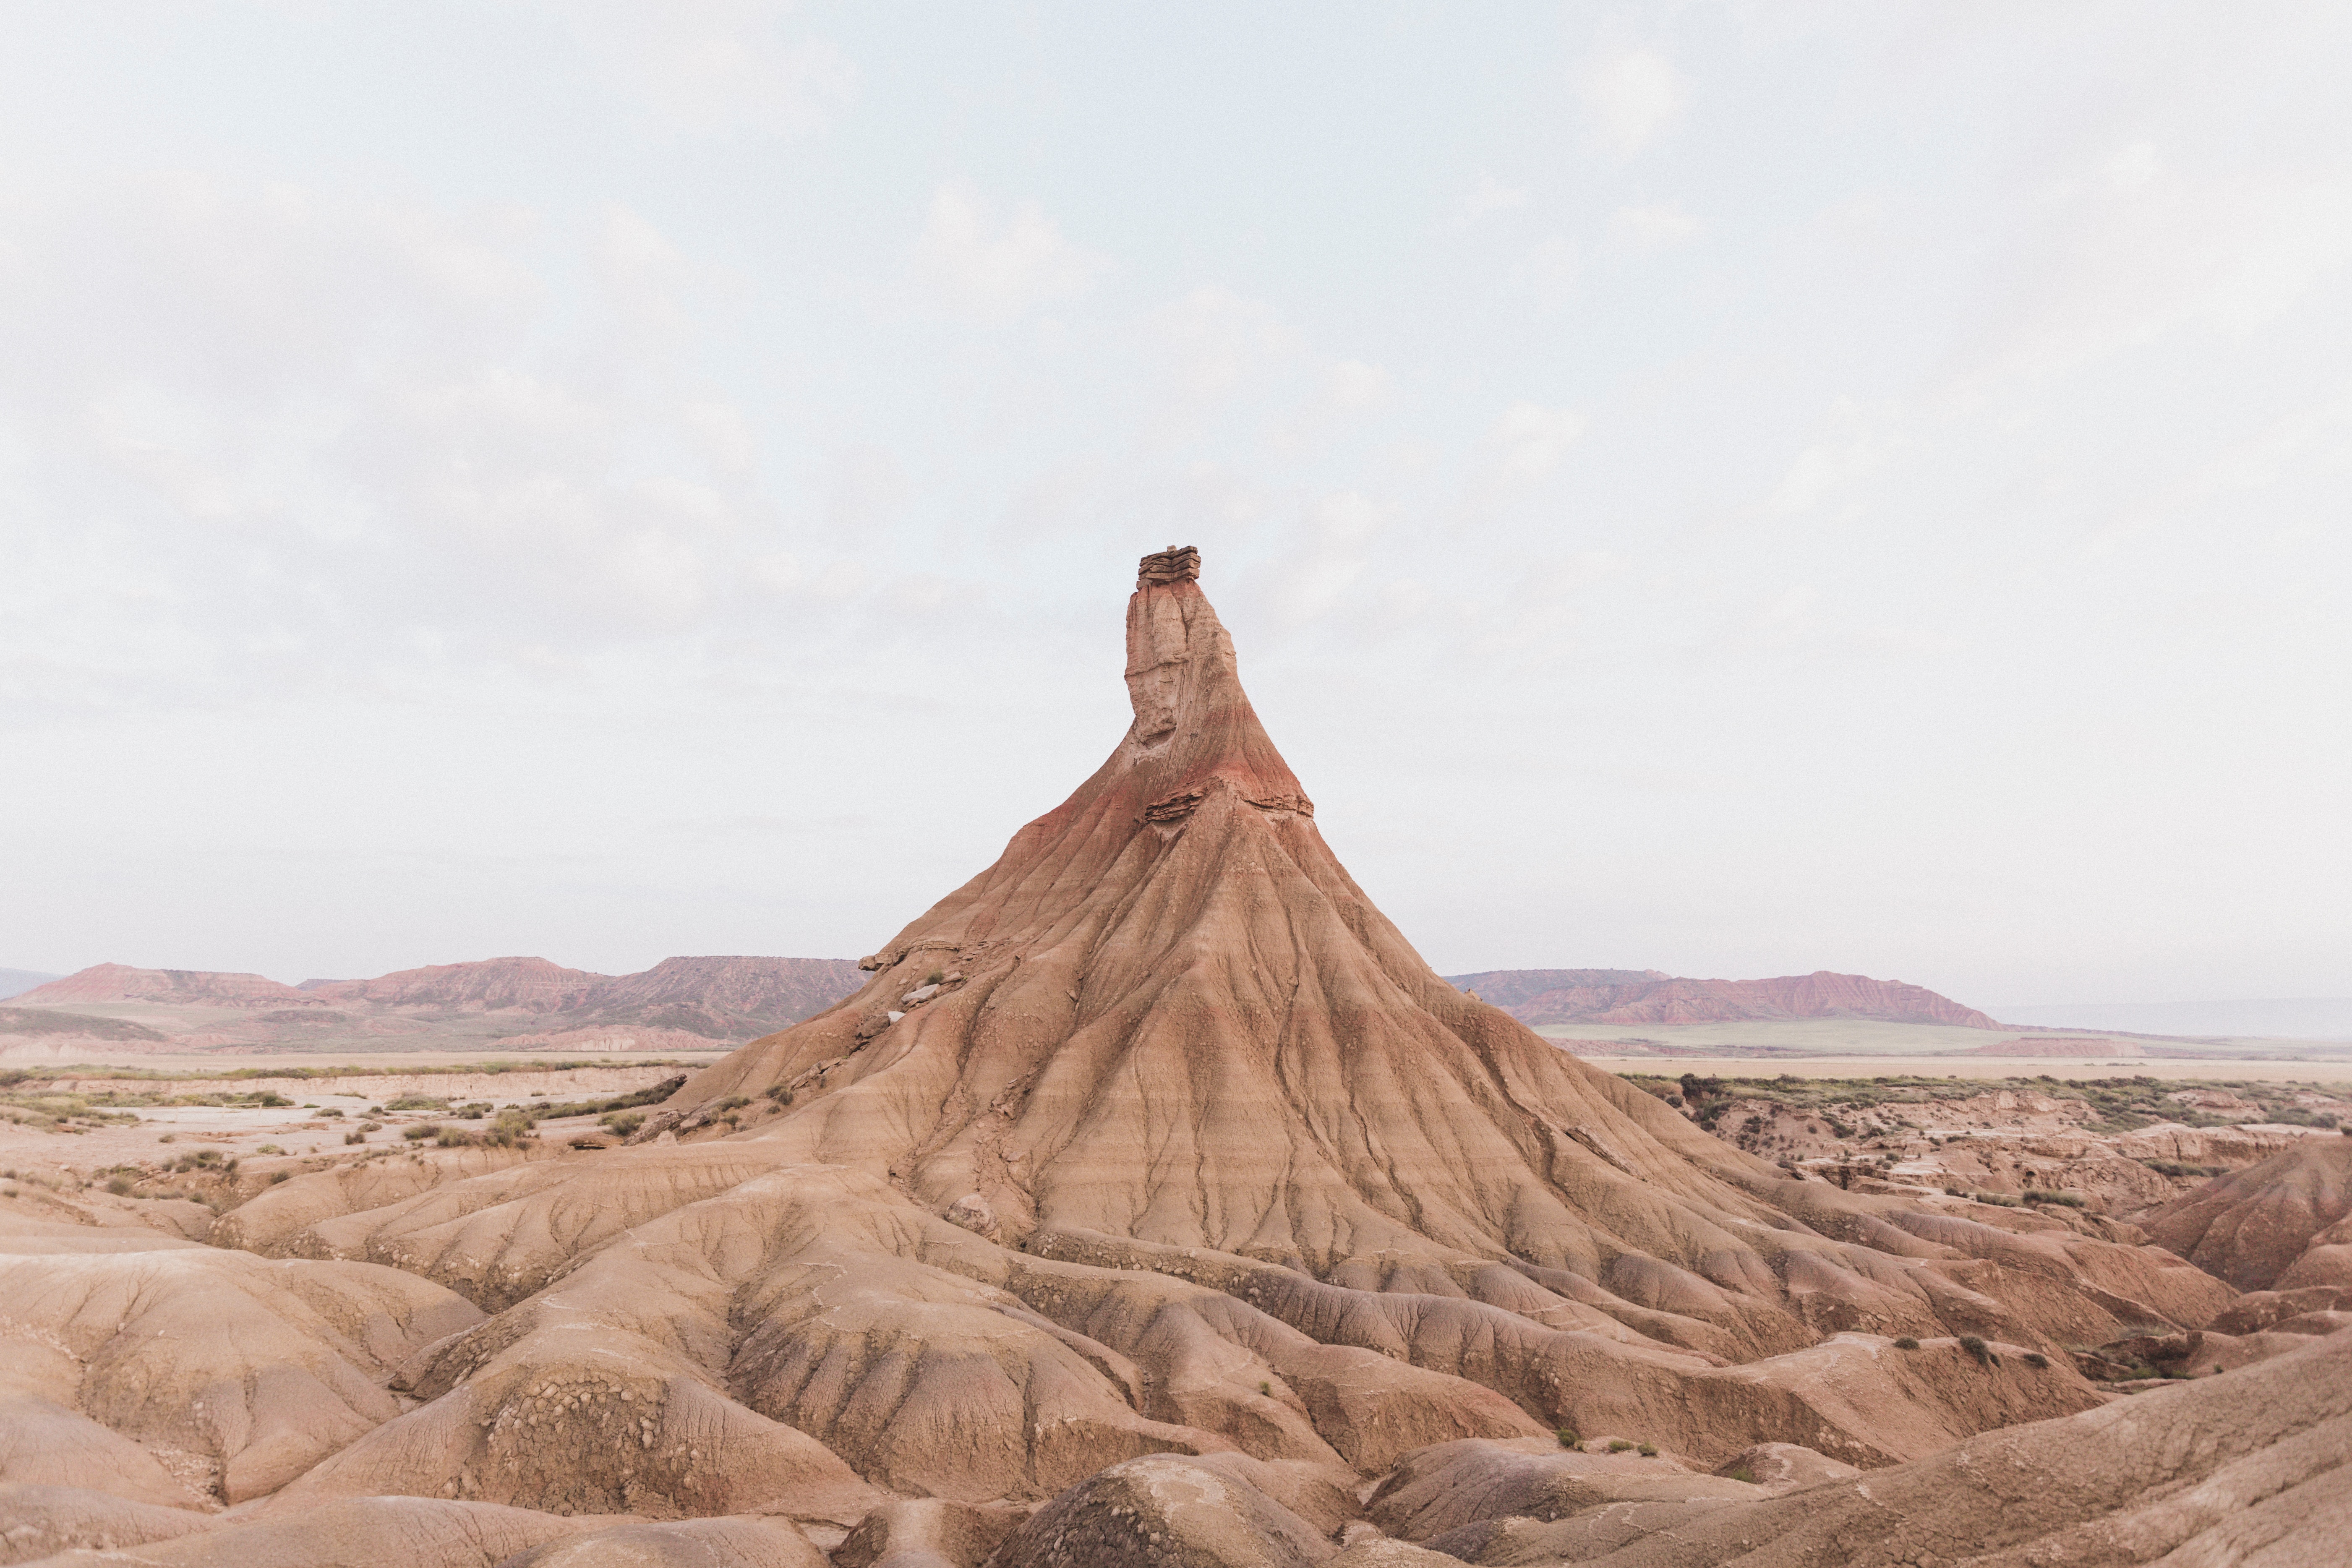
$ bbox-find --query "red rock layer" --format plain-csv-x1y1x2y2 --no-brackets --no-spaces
16,962,323,1008
1450,968,1999,1029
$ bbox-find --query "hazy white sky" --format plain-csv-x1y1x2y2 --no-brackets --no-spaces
3,3,2348,1008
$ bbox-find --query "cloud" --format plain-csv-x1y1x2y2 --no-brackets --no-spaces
1143,287,1298,413
1458,171,1530,225
1511,235,1580,308
1767,398,1894,517
559,0,857,138
0,174,852,715
1607,201,1700,253
1484,402,1585,483
1958,156,2352,387
908,185,1107,324
1579,47,1688,158
1273,490,1390,624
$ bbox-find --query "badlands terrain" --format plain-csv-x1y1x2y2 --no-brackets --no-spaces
4,549,2347,1567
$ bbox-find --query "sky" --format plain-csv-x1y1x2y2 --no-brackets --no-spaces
3,2,2348,1011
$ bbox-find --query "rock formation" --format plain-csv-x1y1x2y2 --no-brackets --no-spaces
6,549,2328,1568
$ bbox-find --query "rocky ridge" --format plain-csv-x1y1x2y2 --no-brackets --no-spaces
1448,969,1998,1029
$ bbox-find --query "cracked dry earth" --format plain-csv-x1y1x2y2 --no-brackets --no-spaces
5,548,2348,1568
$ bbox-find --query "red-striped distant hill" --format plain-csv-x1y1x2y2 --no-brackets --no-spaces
1443,968,1998,1029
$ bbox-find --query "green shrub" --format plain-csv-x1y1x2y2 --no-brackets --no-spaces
1608,1439,1635,1453
402,1124,438,1141
105,1175,134,1195
600,1110,646,1136
1959,1335,1997,1367
717,1095,751,1112
269,1171,290,1184
434,1127,474,1147
2023,1352,2050,1368
255,1144,283,1155
1893,1336,1921,1350
1637,1443,1658,1457
1556,1429,1580,1448
1258,1380,1271,1395
344,1131,366,1144
2023,1189,2085,1207
1726,1466,1756,1484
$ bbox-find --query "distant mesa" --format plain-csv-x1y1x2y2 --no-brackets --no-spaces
1448,967,1998,1029
16,961,324,1009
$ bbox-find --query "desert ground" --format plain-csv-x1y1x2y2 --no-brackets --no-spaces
5,553,2344,1568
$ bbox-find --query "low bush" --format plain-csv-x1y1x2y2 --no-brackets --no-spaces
538,1077,686,1121
402,1123,438,1141
1637,1443,1658,1457
2023,1352,2050,1368
1959,1334,1998,1367
2023,1189,2086,1207
1608,1439,1635,1453
434,1127,474,1147
600,1110,646,1137
344,1130,366,1144
105,1175,134,1195
1555,1429,1579,1448
1725,1466,1756,1484
1893,1336,1921,1350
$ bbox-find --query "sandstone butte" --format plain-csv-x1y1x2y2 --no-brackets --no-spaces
3,548,2346,1568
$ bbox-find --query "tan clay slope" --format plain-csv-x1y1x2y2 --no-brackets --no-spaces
191,550,2232,1534
2145,1135,2352,1291
1491,1324,2352,1568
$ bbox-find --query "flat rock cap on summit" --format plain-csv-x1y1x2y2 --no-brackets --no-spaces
1137,544,1201,585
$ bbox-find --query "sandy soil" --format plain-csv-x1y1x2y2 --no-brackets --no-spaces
0,1058,689,1181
